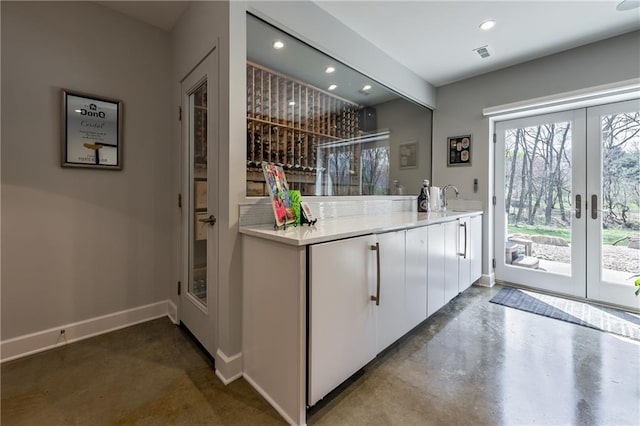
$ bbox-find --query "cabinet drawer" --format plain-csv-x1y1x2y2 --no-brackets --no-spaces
308,235,377,406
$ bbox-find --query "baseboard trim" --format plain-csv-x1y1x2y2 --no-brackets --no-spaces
215,348,243,385
478,273,496,287
243,373,304,426
1,300,173,363
215,369,243,385
167,300,178,324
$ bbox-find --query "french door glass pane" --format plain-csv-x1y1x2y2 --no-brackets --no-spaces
190,82,207,306
504,121,573,275
599,111,640,285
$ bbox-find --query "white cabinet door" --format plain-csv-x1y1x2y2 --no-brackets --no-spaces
309,235,377,406
404,227,428,332
376,230,407,352
470,215,482,284
458,217,471,292
427,224,445,317
444,220,460,303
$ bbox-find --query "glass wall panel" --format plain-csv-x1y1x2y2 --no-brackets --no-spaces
246,14,432,196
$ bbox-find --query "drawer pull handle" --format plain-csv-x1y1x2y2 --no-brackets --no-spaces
459,222,467,259
370,243,380,306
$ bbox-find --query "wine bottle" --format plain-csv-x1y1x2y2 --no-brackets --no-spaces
418,179,430,212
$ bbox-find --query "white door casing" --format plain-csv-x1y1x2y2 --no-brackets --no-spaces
179,48,219,355
495,109,587,298
495,101,640,310
586,99,640,310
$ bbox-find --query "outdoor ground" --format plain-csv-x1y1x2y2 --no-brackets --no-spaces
532,242,639,274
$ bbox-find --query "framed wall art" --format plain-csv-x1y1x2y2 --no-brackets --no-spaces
447,135,471,167
399,141,417,169
61,89,123,170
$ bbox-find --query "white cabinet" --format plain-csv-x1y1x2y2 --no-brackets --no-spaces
309,234,377,406
242,211,483,425
376,231,407,352
458,215,483,292
427,223,445,316
470,215,482,284
444,220,460,303
308,230,407,406
428,220,460,316
458,217,471,292
405,226,428,331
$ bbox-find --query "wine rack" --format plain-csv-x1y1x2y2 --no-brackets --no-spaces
246,61,362,196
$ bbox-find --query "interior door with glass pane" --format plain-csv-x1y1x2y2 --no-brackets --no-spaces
495,110,586,298
586,99,640,310
180,49,218,356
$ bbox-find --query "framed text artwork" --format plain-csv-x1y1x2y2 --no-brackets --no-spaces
447,135,471,167
61,89,123,170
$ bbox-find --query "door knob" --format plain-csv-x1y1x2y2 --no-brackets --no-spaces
199,215,217,226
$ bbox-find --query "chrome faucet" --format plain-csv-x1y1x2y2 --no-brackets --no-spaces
441,185,459,210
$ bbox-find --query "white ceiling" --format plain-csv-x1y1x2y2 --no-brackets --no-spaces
315,1,640,87
97,1,640,87
247,14,400,106
96,1,189,31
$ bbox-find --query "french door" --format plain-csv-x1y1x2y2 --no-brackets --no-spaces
586,100,640,309
496,99,640,311
180,48,219,355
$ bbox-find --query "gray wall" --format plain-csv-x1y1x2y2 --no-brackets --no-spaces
1,2,173,339
376,99,432,196
432,30,640,279
170,0,241,370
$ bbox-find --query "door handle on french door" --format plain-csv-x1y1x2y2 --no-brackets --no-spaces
591,195,598,219
370,243,380,306
575,194,581,219
199,214,217,226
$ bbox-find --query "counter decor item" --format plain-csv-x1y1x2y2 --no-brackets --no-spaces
61,89,123,170
447,134,471,167
418,179,430,212
430,186,441,211
262,162,297,229
300,201,318,226
290,190,302,225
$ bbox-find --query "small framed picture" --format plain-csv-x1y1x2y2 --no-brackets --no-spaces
399,141,417,169
447,135,471,167
61,89,123,170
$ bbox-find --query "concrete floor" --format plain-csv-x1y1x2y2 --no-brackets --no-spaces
2,285,639,425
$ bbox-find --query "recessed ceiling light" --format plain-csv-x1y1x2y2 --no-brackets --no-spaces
289,101,296,106
325,66,335,74
273,40,284,49
479,20,496,31
362,85,372,91
616,0,640,10
328,84,337,91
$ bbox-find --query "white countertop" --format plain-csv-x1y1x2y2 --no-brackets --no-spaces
239,210,483,246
